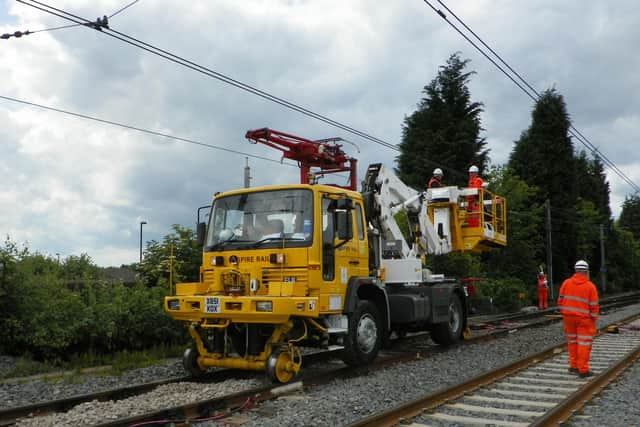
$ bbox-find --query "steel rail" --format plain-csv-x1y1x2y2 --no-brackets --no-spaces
4,298,638,426
0,348,341,427
87,313,577,427
530,332,640,426
0,376,190,426
346,312,640,427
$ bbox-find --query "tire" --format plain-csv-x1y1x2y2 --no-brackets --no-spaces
182,346,205,377
430,293,464,346
341,300,382,366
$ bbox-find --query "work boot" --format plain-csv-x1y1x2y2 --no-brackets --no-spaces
568,367,578,373
579,371,594,378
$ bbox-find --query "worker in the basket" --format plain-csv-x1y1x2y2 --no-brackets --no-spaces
427,168,444,189
466,165,485,227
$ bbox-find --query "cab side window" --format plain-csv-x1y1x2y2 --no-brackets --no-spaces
355,203,364,240
322,198,335,280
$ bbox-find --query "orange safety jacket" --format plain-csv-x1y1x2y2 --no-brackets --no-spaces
468,175,484,188
537,274,548,289
557,273,599,319
428,177,442,188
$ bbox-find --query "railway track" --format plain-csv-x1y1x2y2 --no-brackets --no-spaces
0,319,533,426
0,348,341,427
347,315,640,427
3,294,638,426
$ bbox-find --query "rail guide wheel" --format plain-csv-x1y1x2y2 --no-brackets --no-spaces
183,346,205,377
266,345,302,383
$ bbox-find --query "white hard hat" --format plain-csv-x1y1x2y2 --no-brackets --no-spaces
575,260,589,271
433,168,443,176
469,165,479,173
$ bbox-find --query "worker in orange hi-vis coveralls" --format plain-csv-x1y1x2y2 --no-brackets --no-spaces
557,260,600,378
466,166,485,227
537,271,548,310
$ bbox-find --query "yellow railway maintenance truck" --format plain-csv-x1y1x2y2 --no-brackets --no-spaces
165,130,506,383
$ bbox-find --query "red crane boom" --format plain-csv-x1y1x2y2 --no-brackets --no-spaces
245,128,358,191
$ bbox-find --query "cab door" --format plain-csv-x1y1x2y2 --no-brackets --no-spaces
353,202,369,277
320,195,361,310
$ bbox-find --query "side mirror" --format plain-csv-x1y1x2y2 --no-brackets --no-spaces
197,222,206,248
336,210,353,241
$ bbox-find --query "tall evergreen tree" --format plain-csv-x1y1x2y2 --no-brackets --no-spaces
397,53,489,188
573,151,613,288
605,226,640,292
508,89,576,281
575,151,612,221
618,194,640,241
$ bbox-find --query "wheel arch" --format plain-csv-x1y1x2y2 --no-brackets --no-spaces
343,277,390,333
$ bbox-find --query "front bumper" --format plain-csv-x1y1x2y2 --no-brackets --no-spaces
164,294,320,323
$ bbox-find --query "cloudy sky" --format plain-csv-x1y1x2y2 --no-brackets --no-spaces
2,0,639,267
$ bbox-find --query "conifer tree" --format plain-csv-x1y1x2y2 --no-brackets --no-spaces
618,194,640,241
575,151,612,221
397,53,489,188
508,89,576,281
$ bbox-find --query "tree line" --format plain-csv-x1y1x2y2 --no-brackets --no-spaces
398,52,640,305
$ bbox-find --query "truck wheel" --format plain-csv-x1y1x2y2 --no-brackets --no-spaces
183,346,205,377
341,300,381,366
430,293,464,346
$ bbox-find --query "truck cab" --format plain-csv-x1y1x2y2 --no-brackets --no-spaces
165,183,388,382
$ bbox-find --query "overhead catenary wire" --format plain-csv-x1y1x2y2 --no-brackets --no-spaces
434,0,640,194
0,94,290,166
16,0,489,180
424,0,640,195
108,0,141,18
16,0,401,153
3,0,141,38
436,0,639,195
0,94,358,186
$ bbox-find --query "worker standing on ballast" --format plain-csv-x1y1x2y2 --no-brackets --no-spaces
537,270,548,310
557,260,599,378
428,168,444,188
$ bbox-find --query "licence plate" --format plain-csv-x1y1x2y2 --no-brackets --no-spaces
205,297,220,313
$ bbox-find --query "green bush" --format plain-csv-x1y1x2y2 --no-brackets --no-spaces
9,273,91,359
0,238,187,361
476,277,528,313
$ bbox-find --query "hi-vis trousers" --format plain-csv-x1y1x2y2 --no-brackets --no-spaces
537,285,548,309
563,315,596,374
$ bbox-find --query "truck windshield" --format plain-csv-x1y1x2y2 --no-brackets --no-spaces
204,188,313,251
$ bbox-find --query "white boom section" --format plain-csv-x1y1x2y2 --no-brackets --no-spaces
374,165,453,258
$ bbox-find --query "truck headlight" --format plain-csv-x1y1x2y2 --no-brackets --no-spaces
168,299,180,310
210,256,224,266
256,301,273,312
269,253,285,264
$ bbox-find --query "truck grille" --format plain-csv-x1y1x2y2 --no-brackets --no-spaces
203,270,216,290
262,267,309,285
